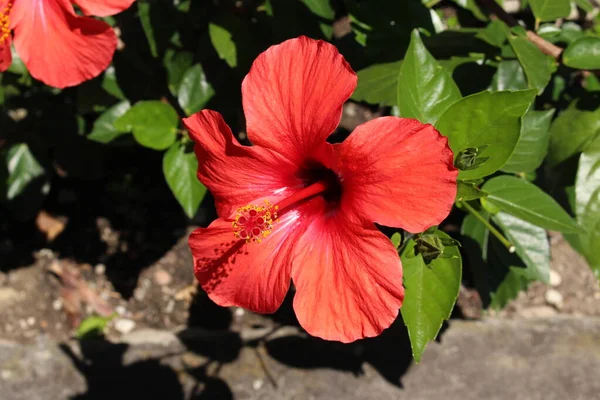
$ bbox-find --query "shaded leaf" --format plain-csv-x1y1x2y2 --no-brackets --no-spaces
489,60,528,91
456,181,488,201
352,61,401,106
6,143,45,201
502,108,555,173
163,142,207,218
547,96,600,167
492,212,550,283
88,100,131,144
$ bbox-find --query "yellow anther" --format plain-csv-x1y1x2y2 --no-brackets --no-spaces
232,200,278,243
0,2,13,44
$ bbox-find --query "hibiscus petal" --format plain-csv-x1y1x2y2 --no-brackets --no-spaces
291,213,404,343
189,208,309,313
0,37,11,72
183,110,301,218
242,36,357,163
71,0,136,17
336,117,458,233
11,0,117,88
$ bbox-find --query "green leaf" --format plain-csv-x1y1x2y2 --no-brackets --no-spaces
489,60,528,91
299,0,335,19
114,101,178,150
88,101,131,144
76,314,115,340
477,19,510,47
492,212,550,283
460,213,531,309
209,23,237,68
400,231,462,363
450,0,487,20
436,90,536,180
5,143,45,201
164,50,194,95
177,64,215,116
508,36,554,94
352,61,402,106
163,142,207,218
563,36,600,70
502,109,555,173
456,181,488,201
138,1,158,58
529,0,571,22
574,138,600,278
482,175,581,233
397,30,462,124
390,232,402,249
101,66,126,100
547,97,600,167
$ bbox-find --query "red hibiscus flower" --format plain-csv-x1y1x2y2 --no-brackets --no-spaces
184,37,458,343
0,0,135,88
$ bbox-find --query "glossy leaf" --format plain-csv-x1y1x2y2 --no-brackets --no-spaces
456,181,488,201
390,232,402,249
398,30,462,124
352,61,402,106
5,143,45,201
492,212,550,283
477,20,510,47
209,23,237,68
88,101,131,144
529,0,571,22
400,231,462,363
114,101,178,151
489,60,528,91
563,37,600,70
502,109,555,173
163,142,207,218
178,64,215,116
436,90,536,180
482,175,581,233
574,138,600,278
76,315,115,339
461,213,531,309
509,36,554,94
547,97,600,167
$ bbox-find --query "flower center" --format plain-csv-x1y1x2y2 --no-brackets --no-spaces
232,201,278,243
231,180,330,243
0,1,12,44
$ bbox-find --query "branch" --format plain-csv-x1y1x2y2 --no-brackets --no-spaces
477,0,564,59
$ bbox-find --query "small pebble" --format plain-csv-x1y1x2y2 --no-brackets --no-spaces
165,299,175,314
52,299,63,311
545,289,564,309
252,379,264,390
519,305,557,319
549,270,562,287
27,317,35,326
115,305,127,316
134,288,146,301
114,318,136,334
95,264,106,275
234,308,245,317
18,319,27,329
153,269,172,286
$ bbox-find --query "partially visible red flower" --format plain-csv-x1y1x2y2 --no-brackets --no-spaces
184,37,458,343
0,0,135,88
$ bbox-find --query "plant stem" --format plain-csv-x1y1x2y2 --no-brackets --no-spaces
460,200,516,253
476,0,563,59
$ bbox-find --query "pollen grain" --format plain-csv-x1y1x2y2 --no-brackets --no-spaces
0,1,12,44
232,201,278,243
